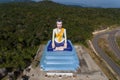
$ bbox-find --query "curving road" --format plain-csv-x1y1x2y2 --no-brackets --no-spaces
108,30,120,58
92,29,120,76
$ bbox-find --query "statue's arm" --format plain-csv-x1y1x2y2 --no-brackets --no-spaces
52,29,55,48
52,29,55,43
64,29,67,43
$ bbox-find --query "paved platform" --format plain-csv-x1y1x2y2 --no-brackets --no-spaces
21,45,108,80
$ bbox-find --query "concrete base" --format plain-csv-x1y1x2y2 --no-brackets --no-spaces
22,45,108,80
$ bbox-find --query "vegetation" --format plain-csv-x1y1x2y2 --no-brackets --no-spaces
0,1,120,78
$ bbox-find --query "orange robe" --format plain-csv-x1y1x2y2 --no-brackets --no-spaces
55,28,64,42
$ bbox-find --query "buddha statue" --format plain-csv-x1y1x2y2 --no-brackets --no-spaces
52,20,67,51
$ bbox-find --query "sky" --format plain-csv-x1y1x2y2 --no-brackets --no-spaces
33,0,120,8
0,0,120,8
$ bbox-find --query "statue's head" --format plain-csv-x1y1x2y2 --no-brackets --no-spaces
56,20,62,29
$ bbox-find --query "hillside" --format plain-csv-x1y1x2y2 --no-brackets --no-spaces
0,1,120,79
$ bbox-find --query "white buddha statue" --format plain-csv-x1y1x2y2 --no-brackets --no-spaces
52,20,67,51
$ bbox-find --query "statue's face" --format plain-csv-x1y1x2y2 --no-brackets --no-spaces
57,22,62,29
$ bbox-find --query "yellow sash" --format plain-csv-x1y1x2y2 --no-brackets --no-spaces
56,28,64,42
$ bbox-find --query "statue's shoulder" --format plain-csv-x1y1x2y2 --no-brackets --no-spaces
53,28,57,31
53,28,66,31
62,28,66,31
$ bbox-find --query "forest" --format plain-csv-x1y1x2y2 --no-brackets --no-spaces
0,1,120,79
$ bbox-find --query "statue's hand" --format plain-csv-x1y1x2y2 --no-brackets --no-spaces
52,43,55,48
64,43,67,48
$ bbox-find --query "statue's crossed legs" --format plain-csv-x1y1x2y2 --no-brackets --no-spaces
52,40,67,51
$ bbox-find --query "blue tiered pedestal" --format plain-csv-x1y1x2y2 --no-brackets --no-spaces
40,40,80,71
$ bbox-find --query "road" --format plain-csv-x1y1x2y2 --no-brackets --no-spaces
108,30,120,58
92,29,120,76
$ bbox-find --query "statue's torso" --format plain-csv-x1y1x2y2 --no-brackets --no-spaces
54,28,65,43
